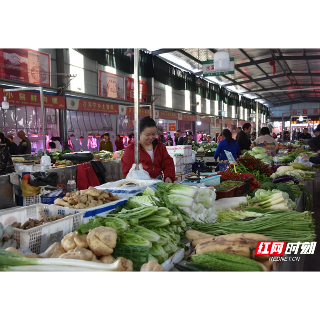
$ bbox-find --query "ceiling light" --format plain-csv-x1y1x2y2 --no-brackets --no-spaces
2,96,9,110
299,115,303,122
124,49,134,57
214,50,230,72
197,121,202,125
159,120,163,124
124,116,129,124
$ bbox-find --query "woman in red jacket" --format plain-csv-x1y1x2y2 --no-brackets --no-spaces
121,116,175,183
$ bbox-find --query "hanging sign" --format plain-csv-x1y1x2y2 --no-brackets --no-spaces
0,49,51,86
202,58,235,77
0,88,64,109
66,97,118,114
98,70,125,100
292,110,297,115
126,77,148,102
168,123,176,131
314,108,319,115
303,109,308,115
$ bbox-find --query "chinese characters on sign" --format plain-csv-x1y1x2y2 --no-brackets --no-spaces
0,49,51,86
126,77,148,102
126,107,150,116
303,109,308,115
0,88,64,109
314,108,319,115
292,110,297,115
168,123,176,132
181,114,197,121
158,111,179,120
98,70,125,100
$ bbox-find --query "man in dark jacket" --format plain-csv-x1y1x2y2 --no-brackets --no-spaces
298,128,312,140
308,128,320,153
175,130,185,145
6,134,18,155
17,130,31,154
236,122,252,152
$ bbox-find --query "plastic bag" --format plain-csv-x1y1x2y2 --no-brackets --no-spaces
126,163,151,180
20,179,41,197
293,156,313,168
29,172,58,187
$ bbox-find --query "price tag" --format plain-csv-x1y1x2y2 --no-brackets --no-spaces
224,150,236,164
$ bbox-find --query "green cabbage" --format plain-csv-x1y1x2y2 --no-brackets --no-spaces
252,147,266,154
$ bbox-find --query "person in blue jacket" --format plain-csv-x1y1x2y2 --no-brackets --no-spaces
214,128,240,161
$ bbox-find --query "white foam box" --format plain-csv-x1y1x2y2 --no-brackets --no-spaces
0,204,84,254
175,165,185,174
183,155,193,164
170,154,184,166
166,145,192,157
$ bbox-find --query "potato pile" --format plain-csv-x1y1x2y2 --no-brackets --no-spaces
54,187,119,209
43,226,133,271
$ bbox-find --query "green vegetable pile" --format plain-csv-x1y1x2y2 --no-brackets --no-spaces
192,209,316,243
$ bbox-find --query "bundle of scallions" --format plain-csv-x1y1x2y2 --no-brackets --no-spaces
192,210,316,243
0,250,131,272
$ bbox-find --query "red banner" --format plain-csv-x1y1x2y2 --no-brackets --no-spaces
158,110,179,120
126,77,148,103
66,97,118,114
169,123,176,131
200,117,212,123
0,88,64,109
181,113,197,121
0,49,51,86
314,108,319,115
303,109,308,115
292,110,297,115
126,107,150,117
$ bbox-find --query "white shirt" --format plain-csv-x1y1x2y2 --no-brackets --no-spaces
146,150,154,163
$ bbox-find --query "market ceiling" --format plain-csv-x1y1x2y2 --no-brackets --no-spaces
145,48,320,108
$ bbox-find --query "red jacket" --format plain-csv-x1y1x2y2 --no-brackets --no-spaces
115,139,124,151
121,139,175,181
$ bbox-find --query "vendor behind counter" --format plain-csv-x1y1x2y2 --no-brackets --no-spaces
121,116,175,183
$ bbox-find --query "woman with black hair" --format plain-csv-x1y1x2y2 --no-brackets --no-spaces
253,126,278,156
121,116,175,183
214,129,240,161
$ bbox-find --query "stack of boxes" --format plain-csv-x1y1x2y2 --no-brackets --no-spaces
166,145,193,183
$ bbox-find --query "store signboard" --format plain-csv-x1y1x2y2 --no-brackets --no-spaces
158,110,179,120
126,77,148,102
66,97,118,114
303,109,308,115
125,107,150,117
181,113,197,121
0,88,64,109
200,117,212,123
314,108,319,115
202,58,235,77
169,123,176,131
292,110,297,115
0,49,51,86
98,70,125,100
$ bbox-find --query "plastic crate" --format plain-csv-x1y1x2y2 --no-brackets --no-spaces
215,187,236,200
113,245,149,271
234,183,246,197
0,204,84,254
181,174,221,186
23,194,41,206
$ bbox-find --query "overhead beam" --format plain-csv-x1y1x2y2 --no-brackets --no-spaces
236,55,320,68
243,83,320,93
150,49,180,55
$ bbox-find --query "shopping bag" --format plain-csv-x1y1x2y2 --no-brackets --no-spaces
126,163,151,180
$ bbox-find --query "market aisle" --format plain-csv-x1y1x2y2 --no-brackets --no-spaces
304,173,320,271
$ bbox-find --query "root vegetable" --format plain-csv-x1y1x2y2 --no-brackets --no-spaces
100,255,115,264
74,203,87,209
54,199,70,207
185,230,213,242
74,234,89,248
44,242,66,258
61,233,77,251
87,227,117,256
140,260,165,271
114,257,133,271
60,247,95,261
5,247,23,255
79,195,88,204
261,260,274,271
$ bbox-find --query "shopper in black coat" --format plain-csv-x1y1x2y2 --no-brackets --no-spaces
236,122,252,152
